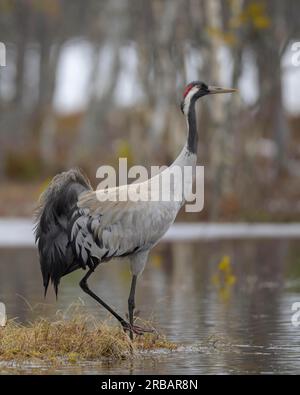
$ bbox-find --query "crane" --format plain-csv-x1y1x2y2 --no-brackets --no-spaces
35,81,236,339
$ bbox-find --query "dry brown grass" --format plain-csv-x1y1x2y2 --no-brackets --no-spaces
0,314,177,363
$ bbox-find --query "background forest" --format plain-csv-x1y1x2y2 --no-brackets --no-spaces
0,0,300,221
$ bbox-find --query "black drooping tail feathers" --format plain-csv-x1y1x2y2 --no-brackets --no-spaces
34,169,92,296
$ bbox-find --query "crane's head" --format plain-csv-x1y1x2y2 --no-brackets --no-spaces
181,81,237,114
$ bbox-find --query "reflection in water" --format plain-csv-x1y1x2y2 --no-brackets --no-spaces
0,239,300,374
211,255,237,302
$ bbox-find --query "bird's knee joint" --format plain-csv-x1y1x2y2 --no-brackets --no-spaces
79,278,88,291
128,298,135,310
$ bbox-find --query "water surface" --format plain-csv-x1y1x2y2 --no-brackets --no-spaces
0,239,300,374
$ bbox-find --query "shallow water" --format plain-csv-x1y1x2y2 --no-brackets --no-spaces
1,238,300,374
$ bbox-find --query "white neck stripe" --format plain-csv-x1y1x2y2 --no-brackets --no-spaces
183,86,198,115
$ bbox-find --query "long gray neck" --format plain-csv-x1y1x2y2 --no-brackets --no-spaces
186,98,198,154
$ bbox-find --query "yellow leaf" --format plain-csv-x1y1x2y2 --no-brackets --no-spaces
253,16,271,29
248,3,265,17
226,274,237,286
218,255,231,272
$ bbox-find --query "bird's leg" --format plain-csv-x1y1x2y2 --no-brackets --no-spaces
128,274,137,340
80,269,152,338
127,274,154,339
79,268,129,330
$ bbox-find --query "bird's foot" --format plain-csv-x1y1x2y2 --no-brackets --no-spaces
121,321,154,337
131,323,154,335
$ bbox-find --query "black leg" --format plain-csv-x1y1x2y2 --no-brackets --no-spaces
128,274,137,340
79,268,128,328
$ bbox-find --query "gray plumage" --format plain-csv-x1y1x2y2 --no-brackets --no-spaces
34,164,186,295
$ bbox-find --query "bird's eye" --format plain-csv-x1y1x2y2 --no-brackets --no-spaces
201,83,208,91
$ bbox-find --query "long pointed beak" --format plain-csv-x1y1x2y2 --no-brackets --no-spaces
207,86,238,94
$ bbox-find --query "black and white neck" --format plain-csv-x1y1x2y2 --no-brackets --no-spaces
172,81,236,168
181,85,200,155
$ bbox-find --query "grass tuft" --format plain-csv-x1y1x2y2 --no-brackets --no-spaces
0,314,177,363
